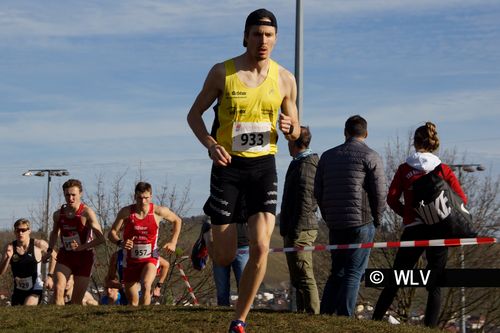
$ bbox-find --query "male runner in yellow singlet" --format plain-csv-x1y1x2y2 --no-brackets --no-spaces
187,8,299,333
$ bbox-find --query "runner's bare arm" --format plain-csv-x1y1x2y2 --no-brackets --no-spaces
35,239,52,263
187,63,232,166
0,243,14,275
74,208,105,251
48,211,60,250
38,238,57,289
109,208,129,244
34,239,49,252
278,67,300,140
104,252,121,288
47,249,57,277
156,205,182,254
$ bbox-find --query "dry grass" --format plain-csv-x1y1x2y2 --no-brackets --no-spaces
0,305,440,333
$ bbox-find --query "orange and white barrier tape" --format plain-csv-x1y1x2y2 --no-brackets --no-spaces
236,237,498,254
176,262,199,305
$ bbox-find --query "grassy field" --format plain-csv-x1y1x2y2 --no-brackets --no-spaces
0,305,439,333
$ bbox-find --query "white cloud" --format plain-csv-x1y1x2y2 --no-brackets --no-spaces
0,1,290,38
309,0,498,15
306,88,500,129
2,0,496,40
0,107,190,144
0,1,197,37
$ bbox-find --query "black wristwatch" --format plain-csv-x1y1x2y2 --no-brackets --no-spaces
116,240,123,248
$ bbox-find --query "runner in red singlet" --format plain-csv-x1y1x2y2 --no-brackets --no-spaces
48,179,105,305
108,181,181,306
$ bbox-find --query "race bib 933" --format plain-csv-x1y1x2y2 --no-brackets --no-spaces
232,122,271,152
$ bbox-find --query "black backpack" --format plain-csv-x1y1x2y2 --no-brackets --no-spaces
411,164,477,238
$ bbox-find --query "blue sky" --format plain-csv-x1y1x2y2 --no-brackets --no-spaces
1,0,499,230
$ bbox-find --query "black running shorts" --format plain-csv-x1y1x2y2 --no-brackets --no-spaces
204,155,277,225
11,288,42,306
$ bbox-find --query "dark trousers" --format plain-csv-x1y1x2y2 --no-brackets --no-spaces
372,224,448,328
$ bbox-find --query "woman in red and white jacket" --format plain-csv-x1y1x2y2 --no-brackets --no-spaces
372,122,466,328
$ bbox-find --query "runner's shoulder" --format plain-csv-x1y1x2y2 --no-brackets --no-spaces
278,65,295,84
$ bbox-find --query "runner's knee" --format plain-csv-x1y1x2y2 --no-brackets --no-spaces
249,242,269,260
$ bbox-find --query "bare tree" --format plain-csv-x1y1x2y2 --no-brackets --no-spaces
26,200,46,235
438,170,500,330
155,178,193,218
86,171,128,229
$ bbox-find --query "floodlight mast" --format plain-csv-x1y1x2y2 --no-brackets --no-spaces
22,169,70,238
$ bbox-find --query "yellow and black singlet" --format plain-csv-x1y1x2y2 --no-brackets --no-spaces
214,58,283,158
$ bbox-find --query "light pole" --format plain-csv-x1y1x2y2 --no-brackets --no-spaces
450,164,485,176
288,0,303,312
22,169,70,240
295,0,303,121
449,163,485,333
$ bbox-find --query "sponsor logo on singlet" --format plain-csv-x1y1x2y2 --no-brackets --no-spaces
226,90,247,99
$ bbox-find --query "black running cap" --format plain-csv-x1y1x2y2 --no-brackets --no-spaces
243,8,278,47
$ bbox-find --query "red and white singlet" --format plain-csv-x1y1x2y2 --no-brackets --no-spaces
122,203,159,267
58,203,93,253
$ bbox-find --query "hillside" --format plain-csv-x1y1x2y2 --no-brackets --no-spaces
0,305,440,333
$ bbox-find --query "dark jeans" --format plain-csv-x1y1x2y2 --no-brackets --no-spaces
372,224,448,328
320,223,375,316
